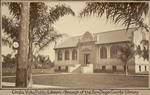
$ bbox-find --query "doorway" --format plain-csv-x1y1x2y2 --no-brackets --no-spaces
84,54,90,65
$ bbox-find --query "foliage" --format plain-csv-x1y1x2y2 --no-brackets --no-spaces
135,40,149,60
2,54,16,68
117,43,134,64
2,2,74,53
116,43,134,75
80,2,149,32
36,54,54,69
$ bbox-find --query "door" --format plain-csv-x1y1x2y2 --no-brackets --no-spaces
84,54,90,65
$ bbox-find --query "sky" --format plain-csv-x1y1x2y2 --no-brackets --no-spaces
1,2,125,61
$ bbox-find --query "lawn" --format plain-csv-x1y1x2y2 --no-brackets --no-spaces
2,73,148,88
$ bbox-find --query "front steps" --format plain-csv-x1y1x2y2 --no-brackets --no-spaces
81,64,93,73
68,64,81,73
68,64,93,73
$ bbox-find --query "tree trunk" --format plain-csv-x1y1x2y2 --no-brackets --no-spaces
125,64,128,76
27,41,33,87
15,2,29,88
148,2,150,88
0,4,1,87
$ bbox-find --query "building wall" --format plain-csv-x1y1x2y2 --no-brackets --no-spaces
94,43,135,72
78,41,96,66
54,47,79,70
133,30,149,73
54,29,149,73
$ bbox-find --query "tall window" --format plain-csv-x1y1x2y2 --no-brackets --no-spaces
139,66,141,71
145,66,147,71
65,50,69,60
58,51,62,60
100,47,107,58
72,49,77,60
110,46,118,58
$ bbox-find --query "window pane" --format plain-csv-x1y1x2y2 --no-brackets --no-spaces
100,47,107,58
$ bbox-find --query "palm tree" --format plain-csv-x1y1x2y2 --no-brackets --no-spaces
2,2,75,87
80,2,149,74
80,2,149,32
136,39,149,60
117,44,134,75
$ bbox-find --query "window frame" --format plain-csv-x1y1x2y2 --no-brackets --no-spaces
65,50,70,60
110,46,118,58
100,47,107,58
72,49,77,60
57,51,62,61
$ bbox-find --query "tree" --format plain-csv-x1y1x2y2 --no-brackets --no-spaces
15,2,29,87
2,54,16,68
2,2,75,87
80,2,149,32
136,39,149,60
80,2,149,74
117,43,134,75
37,55,53,69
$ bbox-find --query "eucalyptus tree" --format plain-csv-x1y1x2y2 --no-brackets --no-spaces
2,2,75,87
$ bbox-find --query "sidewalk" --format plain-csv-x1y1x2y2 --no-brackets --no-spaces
3,72,148,78
2,82,66,88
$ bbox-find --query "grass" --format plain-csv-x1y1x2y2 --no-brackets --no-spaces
2,73,148,88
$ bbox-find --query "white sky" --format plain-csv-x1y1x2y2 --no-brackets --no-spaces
2,2,125,61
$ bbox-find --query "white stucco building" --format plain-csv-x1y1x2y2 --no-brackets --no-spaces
54,28,149,73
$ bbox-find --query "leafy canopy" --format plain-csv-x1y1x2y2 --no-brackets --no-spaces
80,2,149,32
2,2,75,53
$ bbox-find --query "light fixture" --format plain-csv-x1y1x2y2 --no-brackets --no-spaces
13,40,19,49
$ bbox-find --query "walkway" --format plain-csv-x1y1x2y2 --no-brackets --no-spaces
2,72,148,78
2,82,66,88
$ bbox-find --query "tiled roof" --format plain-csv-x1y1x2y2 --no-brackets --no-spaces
94,28,134,44
54,36,81,49
54,28,135,49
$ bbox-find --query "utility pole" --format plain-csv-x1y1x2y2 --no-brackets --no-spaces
15,2,29,87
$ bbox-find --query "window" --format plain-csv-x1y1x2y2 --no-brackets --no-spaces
100,47,107,58
65,50,69,60
145,66,147,71
139,66,141,71
66,66,68,70
102,66,106,71
58,51,62,60
72,49,77,60
112,66,117,71
110,46,118,58
58,66,61,70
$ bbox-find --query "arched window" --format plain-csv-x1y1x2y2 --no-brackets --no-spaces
65,50,69,60
58,51,62,60
110,46,118,58
100,47,107,58
72,49,77,60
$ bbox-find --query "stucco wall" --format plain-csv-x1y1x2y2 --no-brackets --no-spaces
94,43,135,72
133,29,149,73
55,47,79,66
